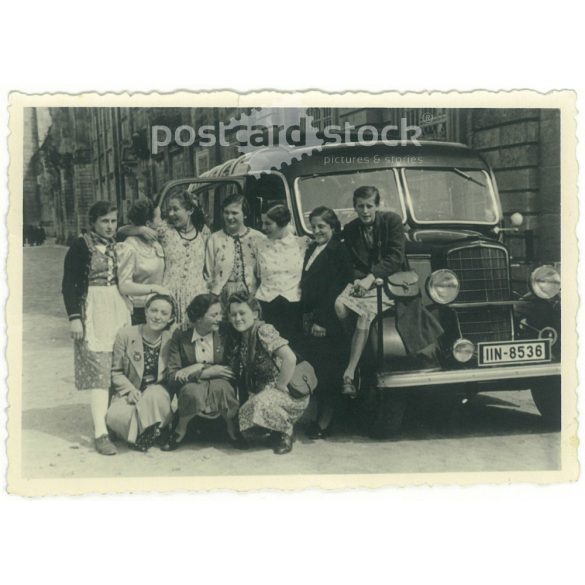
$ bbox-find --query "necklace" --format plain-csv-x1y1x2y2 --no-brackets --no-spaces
176,226,198,244
142,334,162,347
141,324,162,346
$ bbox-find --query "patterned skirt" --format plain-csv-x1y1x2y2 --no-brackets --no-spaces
336,283,394,327
74,341,113,390
74,286,131,390
238,384,309,436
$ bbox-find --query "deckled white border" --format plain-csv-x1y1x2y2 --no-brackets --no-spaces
6,90,579,495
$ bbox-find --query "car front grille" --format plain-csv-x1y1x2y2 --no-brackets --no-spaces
446,244,510,302
455,306,513,344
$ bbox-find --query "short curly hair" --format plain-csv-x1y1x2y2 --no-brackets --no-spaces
309,206,341,235
145,293,177,328
167,190,207,232
89,201,117,225
266,204,291,227
226,290,262,318
128,199,155,227
353,185,380,206
222,193,250,217
186,293,221,323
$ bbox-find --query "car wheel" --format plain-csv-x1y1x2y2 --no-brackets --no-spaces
530,377,561,429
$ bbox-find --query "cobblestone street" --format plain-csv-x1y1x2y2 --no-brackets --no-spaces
19,244,560,480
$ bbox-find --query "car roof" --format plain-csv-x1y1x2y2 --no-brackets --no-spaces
200,140,490,178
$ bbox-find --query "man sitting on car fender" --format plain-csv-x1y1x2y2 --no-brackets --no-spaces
334,185,443,396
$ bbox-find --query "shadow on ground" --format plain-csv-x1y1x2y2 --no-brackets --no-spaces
310,390,557,445
22,404,94,449
21,391,554,451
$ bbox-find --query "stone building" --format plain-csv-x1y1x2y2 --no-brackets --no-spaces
25,107,94,243
23,108,41,228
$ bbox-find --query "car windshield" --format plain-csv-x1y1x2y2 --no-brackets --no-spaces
295,169,404,231
404,168,498,224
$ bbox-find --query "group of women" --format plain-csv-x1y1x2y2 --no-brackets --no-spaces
62,185,442,457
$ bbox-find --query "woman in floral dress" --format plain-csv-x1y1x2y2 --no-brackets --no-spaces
119,191,209,327
227,291,308,455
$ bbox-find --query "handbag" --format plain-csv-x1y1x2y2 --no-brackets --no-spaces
371,221,419,299
246,321,318,399
287,359,318,399
385,270,420,298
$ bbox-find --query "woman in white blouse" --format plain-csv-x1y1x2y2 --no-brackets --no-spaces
255,204,307,349
117,199,168,325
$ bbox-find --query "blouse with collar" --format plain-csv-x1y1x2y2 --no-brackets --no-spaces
255,233,307,303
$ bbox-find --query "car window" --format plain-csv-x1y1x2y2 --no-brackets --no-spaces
295,169,404,232
245,174,288,231
404,169,498,224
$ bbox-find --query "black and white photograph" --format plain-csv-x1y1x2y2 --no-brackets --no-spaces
3,4,585,585
7,91,577,493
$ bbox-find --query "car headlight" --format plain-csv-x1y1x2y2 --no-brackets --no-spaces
530,265,561,299
427,269,460,304
453,338,474,363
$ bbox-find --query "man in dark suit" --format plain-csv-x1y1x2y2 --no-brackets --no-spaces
335,186,443,396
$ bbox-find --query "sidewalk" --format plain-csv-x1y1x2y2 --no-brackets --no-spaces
18,245,560,480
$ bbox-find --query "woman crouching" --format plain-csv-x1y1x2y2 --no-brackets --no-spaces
161,294,243,451
106,294,176,452
227,291,308,455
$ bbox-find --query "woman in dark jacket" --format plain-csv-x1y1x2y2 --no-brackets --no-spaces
335,186,443,396
161,293,242,451
300,207,353,438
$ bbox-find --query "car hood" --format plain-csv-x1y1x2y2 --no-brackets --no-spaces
406,228,500,254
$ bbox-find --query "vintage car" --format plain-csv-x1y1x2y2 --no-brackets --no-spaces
155,141,561,434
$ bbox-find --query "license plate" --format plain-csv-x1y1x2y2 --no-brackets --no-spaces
478,340,551,366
